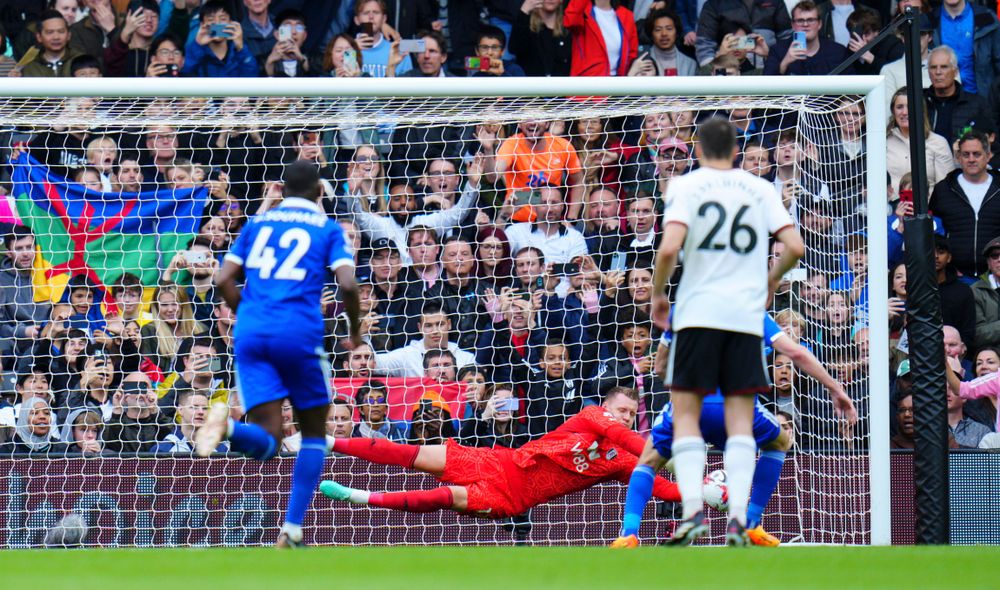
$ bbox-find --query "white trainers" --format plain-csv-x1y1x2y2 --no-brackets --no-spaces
195,402,230,457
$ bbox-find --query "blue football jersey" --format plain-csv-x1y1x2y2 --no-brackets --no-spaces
225,198,353,341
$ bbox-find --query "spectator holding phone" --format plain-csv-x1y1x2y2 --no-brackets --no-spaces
564,0,638,77
183,1,257,78
885,87,956,193
354,0,412,77
263,9,315,77
58,408,105,457
156,336,229,422
628,9,697,77
103,0,164,77
61,351,116,424
460,383,529,448
104,372,172,455
844,8,903,75
478,292,546,385
765,1,852,75
400,30,453,77
695,0,790,68
322,33,365,77
509,0,572,77
702,19,770,75
467,26,525,77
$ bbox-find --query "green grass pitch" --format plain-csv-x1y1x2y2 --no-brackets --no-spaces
2,546,999,590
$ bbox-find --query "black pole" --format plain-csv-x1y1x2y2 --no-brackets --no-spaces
901,6,950,544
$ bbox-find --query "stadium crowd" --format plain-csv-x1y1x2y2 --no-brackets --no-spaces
0,0,998,458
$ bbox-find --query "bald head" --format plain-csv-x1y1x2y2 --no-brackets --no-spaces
943,325,966,358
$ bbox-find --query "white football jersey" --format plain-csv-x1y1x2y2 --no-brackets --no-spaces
662,167,793,336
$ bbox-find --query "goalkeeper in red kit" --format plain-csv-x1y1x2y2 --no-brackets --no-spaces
319,387,682,518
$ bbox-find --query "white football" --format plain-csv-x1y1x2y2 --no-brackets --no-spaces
703,469,729,512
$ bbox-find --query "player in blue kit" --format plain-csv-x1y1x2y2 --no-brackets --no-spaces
611,312,857,548
197,161,362,548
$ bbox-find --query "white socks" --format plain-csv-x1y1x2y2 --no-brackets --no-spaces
280,522,303,542
724,435,757,527
671,437,707,518
348,489,371,504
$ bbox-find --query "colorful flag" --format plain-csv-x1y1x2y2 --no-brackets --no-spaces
11,154,209,297
331,378,467,422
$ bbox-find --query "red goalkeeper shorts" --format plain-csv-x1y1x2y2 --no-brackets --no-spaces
441,439,529,519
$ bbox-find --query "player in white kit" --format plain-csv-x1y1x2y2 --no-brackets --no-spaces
649,118,805,546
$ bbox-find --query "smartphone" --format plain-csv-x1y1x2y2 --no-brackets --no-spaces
399,39,426,53
343,49,359,73
610,252,628,272
518,290,533,301
793,31,807,47
184,250,208,264
278,24,292,42
898,188,914,205
210,357,222,373
464,56,490,71
361,22,376,37
663,67,678,76
495,397,519,412
534,276,545,291
159,63,178,77
209,23,232,39
552,263,580,276
850,25,865,37
732,35,756,51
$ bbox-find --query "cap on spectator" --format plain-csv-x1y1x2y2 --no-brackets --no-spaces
657,136,689,155
368,238,396,254
982,236,1000,257
896,359,911,378
934,234,951,252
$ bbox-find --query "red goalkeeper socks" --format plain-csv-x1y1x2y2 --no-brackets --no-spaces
369,487,455,513
331,437,419,469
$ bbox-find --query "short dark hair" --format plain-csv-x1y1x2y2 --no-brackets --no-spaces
4,225,33,250
177,335,217,365
697,117,738,160
282,160,321,199
423,349,457,369
456,365,484,382
420,300,446,318
646,9,684,39
716,17,751,43
111,272,143,296
791,0,820,17
847,7,881,34
477,25,507,48
417,29,449,55
151,34,185,56
616,309,653,338
407,225,439,247
275,9,307,27
200,0,231,20
958,129,992,153
71,55,102,75
37,9,67,27
515,246,545,265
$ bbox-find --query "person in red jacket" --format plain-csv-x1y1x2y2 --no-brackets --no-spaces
319,387,682,518
564,0,639,76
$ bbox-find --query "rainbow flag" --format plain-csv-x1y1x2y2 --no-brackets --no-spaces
10,154,209,299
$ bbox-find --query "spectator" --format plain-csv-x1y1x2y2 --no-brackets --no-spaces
1,396,58,456
764,1,852,75
103,374,172,454
844,8,902,76
880,15,934,104
353,381,407,441
700,18,771,75
478,295,546,385
930,130,1000,278
13,11,82,78
817,0,856,46
322,33,365,77
102,0,167,77
459,382,529,448
152,390,228,454
354,0,412,77
341,342,377,379
623,195,660,257
61,352,114,424
526,341,586,437
374,303,476,377
696,0,791,68
401,30,453,78
505,187,589,262
139,283,204,375
591,312,666,431
426,237,488,350
0,226,51,357
640,136,691,201
241,0,276,65
628,9,697,77
64,0,118,67
332,145,387,216
58,408,104,456
457,366,489,418
280,399,300,453
741,140,773,179
0,363,53,431
327,398,355,440
469,26,526,77
925,46,996,145
263,9,315,77
570,118,625,188
510,0,572,77
946,380,993,447
70,53,101,77
157,336,229,421
933,0,1000,96
934,239,978,351
163,236,219,328
564,0,638,77
581,187,625,270
408,391,457,445
830,233,869,307
183,1,257,78
973,237,1000,350
886,87,956,193
423,349,458,383
476,227,516,292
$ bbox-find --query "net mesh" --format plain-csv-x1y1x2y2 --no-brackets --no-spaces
0,92,874,547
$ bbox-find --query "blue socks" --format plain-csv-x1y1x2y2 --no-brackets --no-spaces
621,465,656,537
228,421,278,461
285,438,328,527
747,449,786,529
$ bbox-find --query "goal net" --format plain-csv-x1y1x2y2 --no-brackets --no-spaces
0,78,888,547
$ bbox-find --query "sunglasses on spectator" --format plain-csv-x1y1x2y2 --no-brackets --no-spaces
989,250,1000,260
364,396,387,404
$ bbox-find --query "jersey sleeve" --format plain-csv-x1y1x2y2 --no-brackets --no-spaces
225,221,252,266
764,184,795,234
327,223,355,271
763,314,785,346
959,372,1000,401
651,476,682,502
661,178,691,228
580,407,646,458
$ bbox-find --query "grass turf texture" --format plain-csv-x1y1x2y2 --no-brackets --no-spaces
2,546,999,589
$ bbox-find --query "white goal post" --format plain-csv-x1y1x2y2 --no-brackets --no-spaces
0,76,889,547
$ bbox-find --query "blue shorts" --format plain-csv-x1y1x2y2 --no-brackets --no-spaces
650,398,781,459
234,335,332,413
